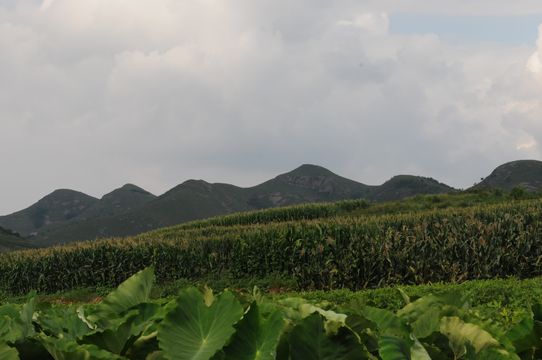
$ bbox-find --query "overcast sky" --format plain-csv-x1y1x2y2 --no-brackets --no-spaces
1,1,542,215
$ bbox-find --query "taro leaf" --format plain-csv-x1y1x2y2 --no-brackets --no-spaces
397,294,462,326
126,331,160,360
410,338,431,360
19,294,36,338
476,347,522,360
83,303,161,355
0,297,36,343
378,335,411,360
0,303,32,343
146,351,165,360
87,267,155,328
223,302,284,360
362,307,409,338
345,314,379,353
36,307,92,340
0,316,16,343
81,309,140,354
0,343,19,360
289,313,368,360
440,316,501,358
38,334,122,360
158,288,244,360
410,306,442,339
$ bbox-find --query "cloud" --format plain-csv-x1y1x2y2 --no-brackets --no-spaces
0,1,542,214
338,13,389,34
527,25,542,77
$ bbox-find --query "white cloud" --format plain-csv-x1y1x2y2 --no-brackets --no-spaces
338,13,389,34
527,25,542,77
0,1,542,214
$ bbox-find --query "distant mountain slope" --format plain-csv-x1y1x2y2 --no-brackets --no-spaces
2,164,457,245
78,184,156,219
475,160,542,191
0,189,99,237
0,185,156,239
37,180,253,244
247,164,373,208
370,175,454,202
33,165,454,244
0,226,34,252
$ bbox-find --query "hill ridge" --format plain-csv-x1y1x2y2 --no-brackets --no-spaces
1,159,540,247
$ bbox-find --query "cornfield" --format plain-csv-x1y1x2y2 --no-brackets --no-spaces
1,200,542,295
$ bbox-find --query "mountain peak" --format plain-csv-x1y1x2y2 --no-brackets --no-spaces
285,164,335,177
105,184,154,197
476,159,542,191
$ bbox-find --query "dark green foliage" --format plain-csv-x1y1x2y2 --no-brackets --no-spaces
4,268,542,359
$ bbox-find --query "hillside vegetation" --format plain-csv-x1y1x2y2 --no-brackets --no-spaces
1,189,541,296
476,160,542,191
3,160,541,247
0,164,453,245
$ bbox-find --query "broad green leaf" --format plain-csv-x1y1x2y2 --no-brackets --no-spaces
81,309,140,354
83,303,161,354
397,294,462,325
36,307,92,340
0,316,15,343
146,351,165,360
476,347,521,360
362,306,409,338
158,288,243,360
19,294,36,338
223,302,285,360
0,343,19,360
89,267,155,327
410,306,442,339
289,313,368,360
378,335,411,360
440,316,500,357
345,314,379,353
410,338,431,360
39,334,122,360
0,303,33,343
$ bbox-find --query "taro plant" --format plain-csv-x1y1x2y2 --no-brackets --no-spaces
2,267,542,359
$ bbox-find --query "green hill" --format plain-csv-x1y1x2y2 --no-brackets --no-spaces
370,175,454,201
77,184,156,219
0,189,99,237
31,165,456,244
7,160,542,246
476,160,542,191
246,164,373,208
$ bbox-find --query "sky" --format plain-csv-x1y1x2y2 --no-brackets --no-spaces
1,0,542,215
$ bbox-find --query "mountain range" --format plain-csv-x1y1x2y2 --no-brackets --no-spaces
0,160,540,248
